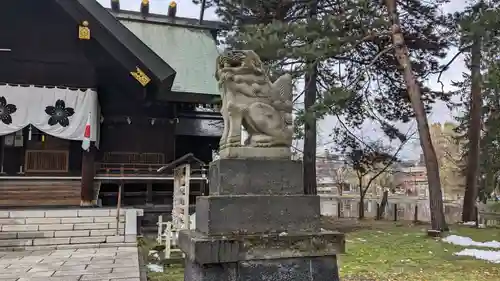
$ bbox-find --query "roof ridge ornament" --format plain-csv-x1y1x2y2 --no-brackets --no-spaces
168,1,177,17
141,0,150,16
111,0,120,11
130,67,151,87
78,21,90,40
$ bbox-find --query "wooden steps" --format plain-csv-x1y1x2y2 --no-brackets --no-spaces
0,180,81,207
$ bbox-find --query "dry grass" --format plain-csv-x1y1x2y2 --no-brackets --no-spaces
334,220,500,281
146,219,500,281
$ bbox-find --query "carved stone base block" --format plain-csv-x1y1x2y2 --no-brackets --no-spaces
184,256,340,281
209,158,303,195
195,195,321,235
179,230,343,281
219,147,291,160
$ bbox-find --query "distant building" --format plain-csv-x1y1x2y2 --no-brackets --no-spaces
394,165,428,197
316,151,355,194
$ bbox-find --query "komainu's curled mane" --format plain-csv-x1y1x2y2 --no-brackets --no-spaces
215,50,293,148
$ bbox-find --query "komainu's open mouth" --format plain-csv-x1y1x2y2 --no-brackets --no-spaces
220,60,242,69
218,50,248,70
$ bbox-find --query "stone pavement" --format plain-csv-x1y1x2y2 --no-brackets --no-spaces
0,246,141,281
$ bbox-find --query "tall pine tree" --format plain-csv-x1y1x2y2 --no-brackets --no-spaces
451,0,500,218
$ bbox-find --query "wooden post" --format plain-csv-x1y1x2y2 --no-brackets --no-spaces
81,143,96,206
157,215,163,244
475,206,479,228
201,168,208,196
146,183,153,204
413,205,418,223
137,214,143,237
116,183,122,235
0,135,4,174
337,200,341,218
394,203,398,221
164,222,172,260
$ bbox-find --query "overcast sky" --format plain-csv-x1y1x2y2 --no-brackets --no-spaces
100,0,471,160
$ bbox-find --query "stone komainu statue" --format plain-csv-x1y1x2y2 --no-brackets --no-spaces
215,50,293,149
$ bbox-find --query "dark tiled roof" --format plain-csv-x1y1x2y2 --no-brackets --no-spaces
55,0,176,92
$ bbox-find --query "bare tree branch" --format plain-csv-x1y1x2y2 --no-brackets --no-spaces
360,130,418,198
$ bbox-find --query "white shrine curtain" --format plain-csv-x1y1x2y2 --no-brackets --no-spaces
0,85,100,145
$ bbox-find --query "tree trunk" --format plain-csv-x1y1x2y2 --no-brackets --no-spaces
358,179,365,219
384,0,448,231
378,190,389,219
462,36,482,222
337,184,344,216
358,198,365,219
303,0,318,195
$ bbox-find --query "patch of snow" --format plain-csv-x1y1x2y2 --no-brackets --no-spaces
356,238,367,242
443,235,500,249
461,221,486,228
454,248,500,263
147,263,164,272
149,250,160,260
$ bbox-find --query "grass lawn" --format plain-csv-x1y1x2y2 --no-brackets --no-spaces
339,221,500,280
148,266,184,281
146,219,500,281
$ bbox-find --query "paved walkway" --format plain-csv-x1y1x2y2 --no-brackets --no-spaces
0,247,141,281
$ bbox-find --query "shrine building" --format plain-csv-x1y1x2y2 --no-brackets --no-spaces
0,0,223,225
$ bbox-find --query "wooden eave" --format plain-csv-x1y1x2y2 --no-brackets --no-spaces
54,0,176,93
161,91,220,105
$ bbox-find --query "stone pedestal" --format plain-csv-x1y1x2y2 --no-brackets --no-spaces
179,158,344,281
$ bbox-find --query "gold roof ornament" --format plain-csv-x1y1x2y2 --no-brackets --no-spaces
78,21,90,40
140,0,150,15
168,1,177,17
130,67,151,87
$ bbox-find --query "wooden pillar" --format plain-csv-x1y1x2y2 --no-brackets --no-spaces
81,143,96,206
146,183,153,204
0,135,4,174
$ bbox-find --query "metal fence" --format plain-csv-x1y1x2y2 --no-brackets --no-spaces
320,196,463,223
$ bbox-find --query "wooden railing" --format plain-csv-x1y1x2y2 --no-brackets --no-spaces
25,150,69,173
97,152,166,175
102,152,165,164
96,162,165,174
